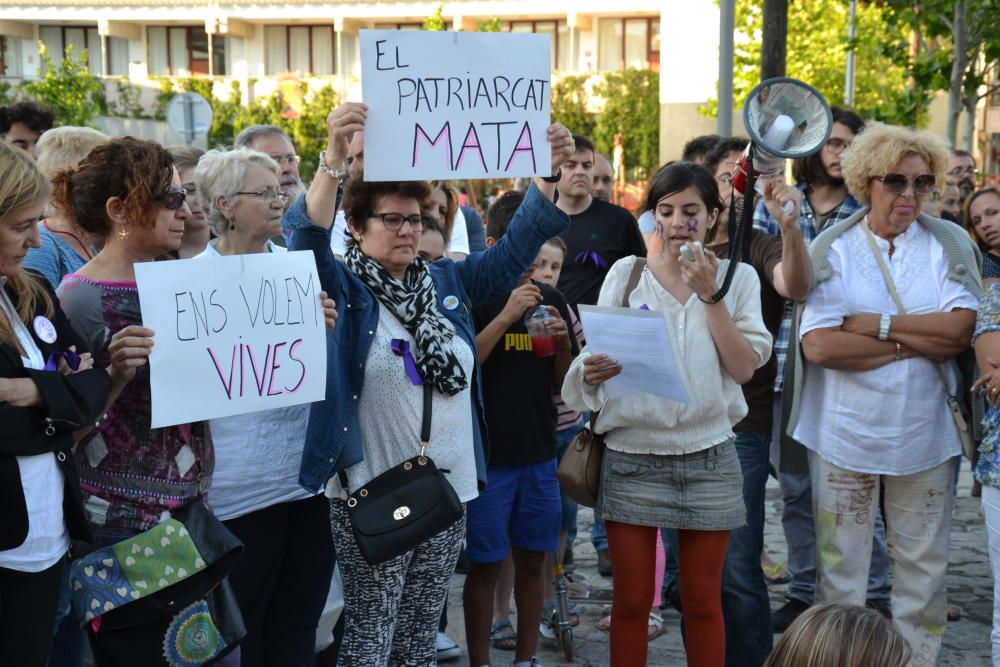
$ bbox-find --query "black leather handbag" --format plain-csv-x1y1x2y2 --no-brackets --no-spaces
339,383,463,564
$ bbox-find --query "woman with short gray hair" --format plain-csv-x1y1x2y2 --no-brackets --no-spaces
192,146,340,665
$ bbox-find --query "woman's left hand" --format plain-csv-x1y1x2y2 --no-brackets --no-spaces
320,291,338,332
678,243,720,302
973,357,1000,407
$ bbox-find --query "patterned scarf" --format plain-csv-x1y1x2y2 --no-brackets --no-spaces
346,245,468,396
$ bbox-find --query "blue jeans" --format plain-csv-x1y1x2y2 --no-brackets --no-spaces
47,561,85,667
721,431,772,666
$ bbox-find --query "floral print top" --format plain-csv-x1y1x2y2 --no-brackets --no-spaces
58,274,212,546
974,283,1000,489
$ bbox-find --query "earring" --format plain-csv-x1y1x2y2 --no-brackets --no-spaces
229,220,236,231
118,225,129,240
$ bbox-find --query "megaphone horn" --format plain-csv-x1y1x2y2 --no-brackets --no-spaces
706,78,832,305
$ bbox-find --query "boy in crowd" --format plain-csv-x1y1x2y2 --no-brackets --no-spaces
464,191,578,667
0,101,54,159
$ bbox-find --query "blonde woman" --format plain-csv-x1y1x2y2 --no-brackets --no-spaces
784,123,980,663
0,142,113,665
763,603,911,667
24,126,109,289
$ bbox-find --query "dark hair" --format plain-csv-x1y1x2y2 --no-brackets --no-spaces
682,135,721,163
792,106,866,186
543,235,568,258
572,134,595,157
342,179,432,238
964,186,1000,249
50,136,174,237
704,136,749,176
486,190,525,240
0,102,55,136
644,162,724,215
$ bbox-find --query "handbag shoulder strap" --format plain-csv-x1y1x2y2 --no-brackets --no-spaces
339,382,433,493
859,221,953,395
591,257,647,431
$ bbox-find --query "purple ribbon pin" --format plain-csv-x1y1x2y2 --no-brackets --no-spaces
639,304,650,311
391,339,424,385
574,250,609,271
44,349,81,372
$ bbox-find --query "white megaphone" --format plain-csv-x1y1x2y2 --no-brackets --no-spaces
706,77,831,304
732,77,833,214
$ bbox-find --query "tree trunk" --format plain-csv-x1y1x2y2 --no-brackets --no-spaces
761,0,788,80
946,1,968,148
965,87,977,153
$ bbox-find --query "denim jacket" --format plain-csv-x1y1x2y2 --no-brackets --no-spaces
285,183,570,493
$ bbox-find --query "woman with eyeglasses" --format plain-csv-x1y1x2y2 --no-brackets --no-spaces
285,102,574,665
191,146,340,665
783,123,980,663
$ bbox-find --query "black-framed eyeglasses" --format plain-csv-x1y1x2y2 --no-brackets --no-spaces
825,138,851,154
872,173,936,196
370,212,427,231
159,188,188,211
233,187,290,204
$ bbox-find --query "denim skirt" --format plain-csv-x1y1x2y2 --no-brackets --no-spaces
597,439,746,530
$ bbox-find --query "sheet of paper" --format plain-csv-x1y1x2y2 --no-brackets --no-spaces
578,305,688,403
360,29,551,181
135,251,327,428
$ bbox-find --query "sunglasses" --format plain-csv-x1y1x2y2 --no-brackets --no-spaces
872,174,936,196
159,188,188,211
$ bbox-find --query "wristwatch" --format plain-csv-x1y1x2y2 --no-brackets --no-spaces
878,314,892,341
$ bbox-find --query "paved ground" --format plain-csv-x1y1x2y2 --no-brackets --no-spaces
443,465,994,666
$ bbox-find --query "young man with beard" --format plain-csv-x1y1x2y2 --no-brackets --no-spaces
753,106,893,633
235,125,307,245
556,135,646,313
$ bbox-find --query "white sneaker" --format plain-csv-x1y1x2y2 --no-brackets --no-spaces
436,631,461,661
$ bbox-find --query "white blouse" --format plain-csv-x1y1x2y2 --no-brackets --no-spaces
332,304,479,503
562,256,772,455
794,220,979,475
0,283,69,572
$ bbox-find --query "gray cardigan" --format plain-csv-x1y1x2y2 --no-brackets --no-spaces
780,207,983,474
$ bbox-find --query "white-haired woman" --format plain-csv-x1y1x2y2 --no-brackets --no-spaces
193,146,339,665
784,123,980,663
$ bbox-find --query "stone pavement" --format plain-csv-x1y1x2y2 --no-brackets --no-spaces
443,465,993,666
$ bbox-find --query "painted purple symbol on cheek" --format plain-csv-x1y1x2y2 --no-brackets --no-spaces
686,217,699,233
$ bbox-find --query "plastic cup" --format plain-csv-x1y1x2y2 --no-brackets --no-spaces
524,306,558,359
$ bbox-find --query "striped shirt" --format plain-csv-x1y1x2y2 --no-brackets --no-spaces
554,308,586,431
752,184,862,391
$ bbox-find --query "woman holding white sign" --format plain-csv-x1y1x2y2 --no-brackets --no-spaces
285,101,573,666
192,146,339,666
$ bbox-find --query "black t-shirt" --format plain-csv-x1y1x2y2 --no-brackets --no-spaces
474,282,579,466
709,231,784,434
557,198,646,311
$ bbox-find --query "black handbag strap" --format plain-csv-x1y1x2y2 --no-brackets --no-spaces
591,257,646,432
338,383,433,493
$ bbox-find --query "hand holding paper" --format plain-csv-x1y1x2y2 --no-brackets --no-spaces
578,305,688,403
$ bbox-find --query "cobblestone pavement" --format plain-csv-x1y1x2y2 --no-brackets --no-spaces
444,466,993,666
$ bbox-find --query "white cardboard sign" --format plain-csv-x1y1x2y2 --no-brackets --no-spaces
135,251,327,428
360,29,552,181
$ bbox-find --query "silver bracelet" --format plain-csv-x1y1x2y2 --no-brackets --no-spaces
318,151,348,181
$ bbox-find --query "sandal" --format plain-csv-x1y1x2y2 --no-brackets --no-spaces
647,611,668,641
490,618,517,651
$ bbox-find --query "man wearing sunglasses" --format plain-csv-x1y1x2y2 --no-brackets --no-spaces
752,106,895,634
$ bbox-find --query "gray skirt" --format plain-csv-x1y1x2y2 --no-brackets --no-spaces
597,439,746,531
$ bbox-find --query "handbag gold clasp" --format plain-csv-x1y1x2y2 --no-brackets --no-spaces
419,441,428,463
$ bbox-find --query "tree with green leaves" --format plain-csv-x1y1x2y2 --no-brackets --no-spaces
423,6,447,31
21,43,105,127
708,0,923,127
887,0,1000,149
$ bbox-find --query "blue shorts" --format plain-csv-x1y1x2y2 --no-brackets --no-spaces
466,459,562,563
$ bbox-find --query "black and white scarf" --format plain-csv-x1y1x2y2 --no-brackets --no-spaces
346,245,468,396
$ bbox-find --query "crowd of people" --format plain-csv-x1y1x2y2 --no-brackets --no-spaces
0,85,998,667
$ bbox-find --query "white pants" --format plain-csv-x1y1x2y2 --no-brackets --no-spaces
983,485,1000,667
809,450,956,666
